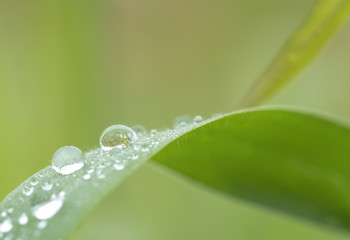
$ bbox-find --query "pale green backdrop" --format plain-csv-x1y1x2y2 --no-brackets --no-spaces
1,0,350,239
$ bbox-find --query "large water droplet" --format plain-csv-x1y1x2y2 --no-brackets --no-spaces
18,213,28,225
31,192,65,220
100,125,138,150
51,146,85,175
0,219,13,233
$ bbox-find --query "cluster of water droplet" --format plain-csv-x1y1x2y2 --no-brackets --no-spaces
0,170,67,240
0,113,223,239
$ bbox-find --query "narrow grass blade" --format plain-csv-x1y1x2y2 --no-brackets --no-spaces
241,0,350,107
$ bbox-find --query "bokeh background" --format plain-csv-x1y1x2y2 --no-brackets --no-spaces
1,0,350,239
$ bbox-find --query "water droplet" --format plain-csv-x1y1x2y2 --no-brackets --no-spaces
96,169,105,179
82,174,91,180
22,186,34,196
31,193,64,220
212,113,223,119
140,143,149,152
18,213,28,225
141,147,149,152
173,115,192,129
37,221,47,229
100,125,138,151
0,212,6,217
129,152,139,160
0,219,13,233
113,163,125,171
132,125,148,137
150,129,157,136
7,208,13,214
133,144,141,151
41,182,53,191
30,178,39,186
193,115,203,124
51,146,85,175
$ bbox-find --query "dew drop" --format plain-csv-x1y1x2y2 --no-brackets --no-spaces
41,182,53,191
31,193,64,220
141,147,149,153
150,129,158,136
129,153,139,160
96,169,105,179
37,221,47,229
193,115,203,124
132,125,148,137
82,174,91,180
140,143,149,152
100,125,138,150
22,186,34,196
0,212,6,217
30,178,39,186
0,219,13,233
6,208,13,214
173,115,192,129
18,213,28,225
212,113,223,119
51,146,85,175
133,144,141,151
113,163,125,171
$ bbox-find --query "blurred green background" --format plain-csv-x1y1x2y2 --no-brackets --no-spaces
1,0,350,239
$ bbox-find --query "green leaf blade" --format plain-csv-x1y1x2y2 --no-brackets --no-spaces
153,108,350,229
242,0,350,107
1,108,350,239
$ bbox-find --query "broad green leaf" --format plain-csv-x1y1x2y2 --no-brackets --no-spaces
153,108,350,229
241,0,350,107
1,107,350,240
